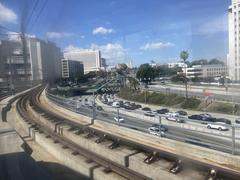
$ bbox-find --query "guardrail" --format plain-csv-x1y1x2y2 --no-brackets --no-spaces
45,90,240,155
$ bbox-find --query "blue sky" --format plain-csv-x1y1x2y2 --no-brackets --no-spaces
0,0,231,66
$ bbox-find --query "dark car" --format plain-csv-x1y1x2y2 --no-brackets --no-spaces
176,110,188,116
236,118,240,124
142,107,151,111
151,124,168,132
97,106,103,111
188,114,215,124
135,104,142,109
202,117,216,124
188,115,203,121
157,108,169,114
124,104,134,110
215,118,231,125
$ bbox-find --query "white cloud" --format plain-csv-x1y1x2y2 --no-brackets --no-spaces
91,43,127,64
7,31,20,42
7,32,36,42
195,15,227,35
92,27,113,35
64,45,86,52
64,43,127,64
46,32,75,39
140,42,174,51
0,3,17,24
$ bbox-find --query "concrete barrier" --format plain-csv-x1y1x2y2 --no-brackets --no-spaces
62,127,138,167
93,166,127,180
92,120,240,174
42,90,240,174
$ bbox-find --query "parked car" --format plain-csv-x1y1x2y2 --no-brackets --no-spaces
114,116,124,123
156,108,169,114
175,110,188,116
207,123,228,131
144,111,155,117
142,107,151,111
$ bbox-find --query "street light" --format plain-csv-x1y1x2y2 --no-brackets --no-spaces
117,107,120,126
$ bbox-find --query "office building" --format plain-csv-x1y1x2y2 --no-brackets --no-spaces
0,37,62,89
183,64,228,78
64,49,101,74
168,62,187,69
27,38,62,82
61,59,84,78
228,0,240,81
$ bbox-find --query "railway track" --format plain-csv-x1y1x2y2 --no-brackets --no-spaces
14,86,240,180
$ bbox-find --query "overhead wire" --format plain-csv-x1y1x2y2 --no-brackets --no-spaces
28,0,48,32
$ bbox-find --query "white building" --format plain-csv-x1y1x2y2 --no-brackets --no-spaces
64,49,101,74
183,64,228,78
0,37,61,88
168,62,187,68
27,38,62,82
228,0,240,81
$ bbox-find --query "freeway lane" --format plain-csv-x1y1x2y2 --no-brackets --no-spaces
49,94,240,155
80,106,240,154
148,86,240,103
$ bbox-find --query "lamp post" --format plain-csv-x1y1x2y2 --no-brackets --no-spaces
92,91,96,122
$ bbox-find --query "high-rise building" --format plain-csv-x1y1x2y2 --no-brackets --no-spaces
27,38,62,82
61,59,84,78
228,0,240,81
0,37,62,90
64,49,101,74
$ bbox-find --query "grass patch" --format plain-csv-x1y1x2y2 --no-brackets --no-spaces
206,102,234,114
181,98,201,109
118,87,188,107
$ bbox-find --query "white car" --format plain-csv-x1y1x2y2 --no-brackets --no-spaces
147,127,166,136
165,113,184,123
144,111,155,117
207,123,228,131
112,101,120,108
114,116,124,123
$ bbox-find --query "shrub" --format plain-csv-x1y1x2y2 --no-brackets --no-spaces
181,98,201,109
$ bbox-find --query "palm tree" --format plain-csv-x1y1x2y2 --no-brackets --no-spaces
128,77,139,90
180,51,189,98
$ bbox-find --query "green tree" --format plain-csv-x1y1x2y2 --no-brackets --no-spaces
128,77,139,90
180,50,189,98
208,59,225,65
171,74,187,83
136,63,155,83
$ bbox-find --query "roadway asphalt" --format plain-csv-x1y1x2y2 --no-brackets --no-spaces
60,95,240,155
148,85,240,103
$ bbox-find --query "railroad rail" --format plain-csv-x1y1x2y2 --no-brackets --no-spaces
15,86,240,180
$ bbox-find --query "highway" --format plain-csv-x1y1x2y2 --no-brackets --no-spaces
148,83,240,103
50,94,240,155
